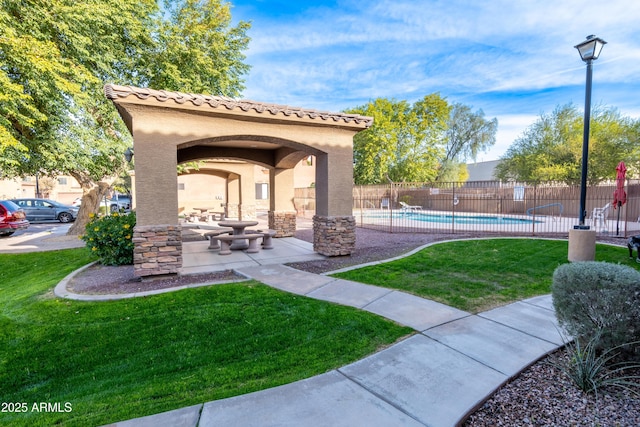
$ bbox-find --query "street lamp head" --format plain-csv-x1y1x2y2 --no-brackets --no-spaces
575,35,606,62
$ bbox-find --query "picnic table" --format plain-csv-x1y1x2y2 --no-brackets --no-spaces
217,220,259,250
193,207,225,222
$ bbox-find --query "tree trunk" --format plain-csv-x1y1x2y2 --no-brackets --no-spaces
67,181,111,236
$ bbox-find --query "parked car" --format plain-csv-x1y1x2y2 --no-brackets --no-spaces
11,198,79,223
0,200,30,236
105,195,131,213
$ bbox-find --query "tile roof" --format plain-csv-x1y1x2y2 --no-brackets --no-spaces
104,84,373,127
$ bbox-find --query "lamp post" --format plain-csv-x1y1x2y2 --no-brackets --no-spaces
35,172,41,198
568,35,606,262
574,35,606,228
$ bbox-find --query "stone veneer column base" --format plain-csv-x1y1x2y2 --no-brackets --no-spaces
133,224,182,277
226,203,239,219
313,215,356,256
239,204,256,220
268,211,296,237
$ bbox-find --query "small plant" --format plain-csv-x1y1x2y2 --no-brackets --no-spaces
81,211,136,265
552,261,640,356
554,333,640,399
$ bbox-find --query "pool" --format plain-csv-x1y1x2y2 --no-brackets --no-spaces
363,211,542,225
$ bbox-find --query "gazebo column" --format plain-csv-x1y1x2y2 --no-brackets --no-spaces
238,164,256,219
313,150,356,256
226,174,240,219
269,168,296,237
225,164,256,220
131,137,182,277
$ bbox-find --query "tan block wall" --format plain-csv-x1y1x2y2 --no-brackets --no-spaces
314,147,354,217
178,174,226,214
568,228,596,261
132,138,179,226
226,203,257,220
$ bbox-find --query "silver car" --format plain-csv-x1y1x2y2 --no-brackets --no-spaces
11,198,78,223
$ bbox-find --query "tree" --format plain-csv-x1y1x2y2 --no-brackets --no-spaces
347,95,450,184
0,0,251,234
146,0,250,96
495,104,640,183
347,95,497,184
349,98,403,184
438,103,497,181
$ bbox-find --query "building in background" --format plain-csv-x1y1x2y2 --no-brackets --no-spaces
176,156,316,217
0,175,83,204
0,155,316,215
466,160,501,182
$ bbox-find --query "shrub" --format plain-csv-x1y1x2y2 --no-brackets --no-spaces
553,332,640,397
81,212,136,266
552,261,640,356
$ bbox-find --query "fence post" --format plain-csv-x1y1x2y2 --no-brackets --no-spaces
451,183,456,233
357,185,362,226
531,183,537,235
388,182,394,233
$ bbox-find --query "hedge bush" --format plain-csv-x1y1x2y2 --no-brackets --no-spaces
81,212,136,266
552,261,640,355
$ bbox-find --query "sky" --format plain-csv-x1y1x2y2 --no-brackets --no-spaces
228,0,640,161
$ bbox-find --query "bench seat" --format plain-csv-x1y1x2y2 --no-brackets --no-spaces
206,211,226,221
216,234,261,255
186,212,201,222
204,228,233,249
247,229,277,249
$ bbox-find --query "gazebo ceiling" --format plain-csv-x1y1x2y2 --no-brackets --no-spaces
177,136,285,151
194,138,278,150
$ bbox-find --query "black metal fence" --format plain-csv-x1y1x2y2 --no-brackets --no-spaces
295,180,640,237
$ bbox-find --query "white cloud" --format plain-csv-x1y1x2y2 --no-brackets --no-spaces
231,0,640,156
479,114,538,161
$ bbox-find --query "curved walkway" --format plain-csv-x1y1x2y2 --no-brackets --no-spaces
101,263,565,427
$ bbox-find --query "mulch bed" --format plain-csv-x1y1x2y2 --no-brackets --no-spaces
67,263,243,295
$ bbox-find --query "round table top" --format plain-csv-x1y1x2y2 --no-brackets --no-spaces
218,220,259,228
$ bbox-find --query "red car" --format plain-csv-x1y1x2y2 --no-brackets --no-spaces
0,200,30,236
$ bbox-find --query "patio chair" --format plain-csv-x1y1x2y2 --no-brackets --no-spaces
380,198,390,209
399,201,422,212
591,202,611,232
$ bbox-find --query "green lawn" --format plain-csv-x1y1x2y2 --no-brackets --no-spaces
0,249,412,427
331,238,637,313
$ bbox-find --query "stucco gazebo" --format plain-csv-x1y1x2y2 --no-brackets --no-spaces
104,84,372,277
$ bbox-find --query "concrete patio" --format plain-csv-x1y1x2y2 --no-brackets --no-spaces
181,235,326,275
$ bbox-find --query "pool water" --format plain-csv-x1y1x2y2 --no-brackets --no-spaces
364,211,542,225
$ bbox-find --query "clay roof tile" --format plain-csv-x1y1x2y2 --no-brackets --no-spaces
104,84,373,127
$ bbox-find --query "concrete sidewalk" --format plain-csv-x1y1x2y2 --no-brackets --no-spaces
0,223,84,253
105,265,564,427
